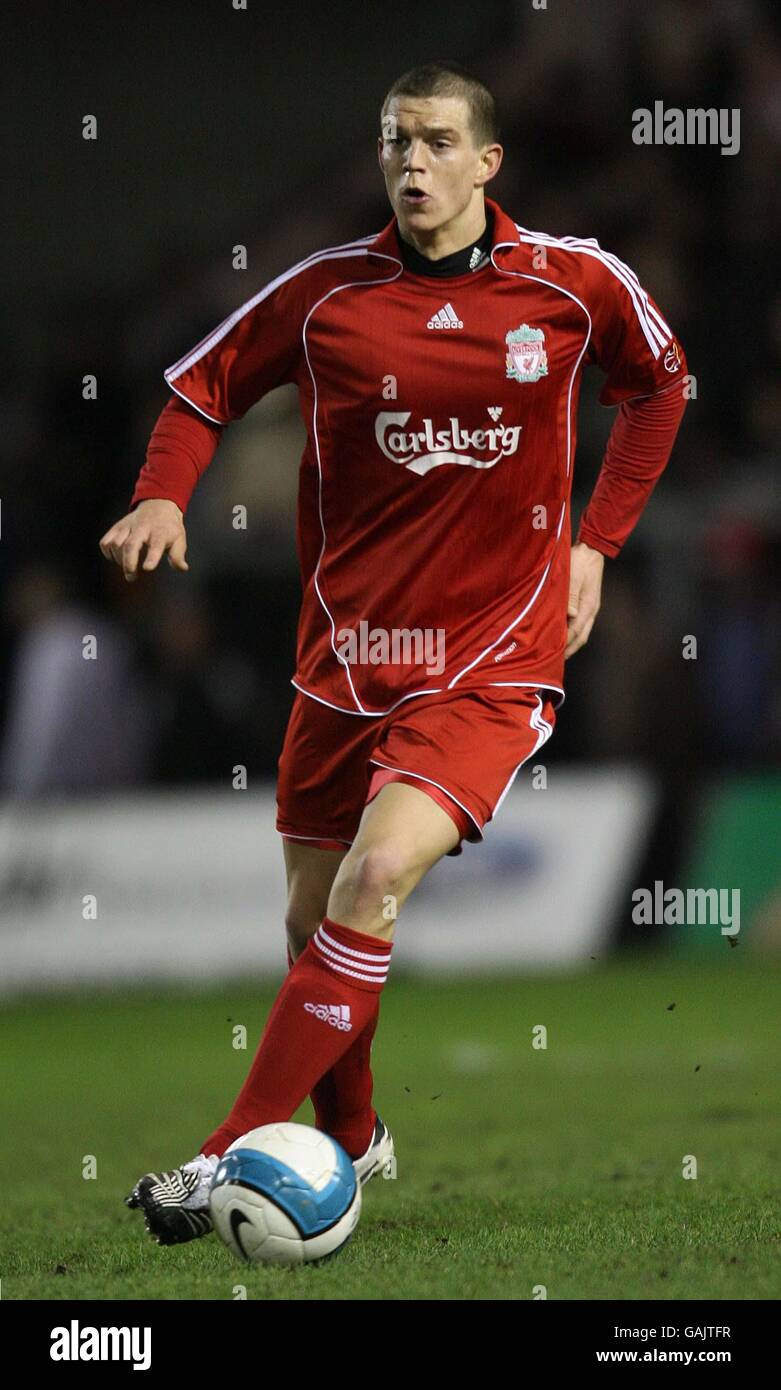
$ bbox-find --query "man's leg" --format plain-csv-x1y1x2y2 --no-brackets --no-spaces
283,840,347,960
198,783,459,1157
282,841,377,1156
326,780,460,934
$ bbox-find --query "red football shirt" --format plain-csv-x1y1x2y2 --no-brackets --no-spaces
157,195,686,715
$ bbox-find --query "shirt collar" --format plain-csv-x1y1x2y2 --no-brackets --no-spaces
367,195,521,272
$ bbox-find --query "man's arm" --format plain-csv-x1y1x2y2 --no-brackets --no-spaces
577,378,688,558
100,253,308,581
131,394,223,515
99,396,221,581
566,379,688,656
565,239,690,656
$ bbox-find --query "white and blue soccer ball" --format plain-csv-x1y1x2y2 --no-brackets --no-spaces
208,1122,362,1267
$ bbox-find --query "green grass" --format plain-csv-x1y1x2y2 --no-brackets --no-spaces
1,954,778,1300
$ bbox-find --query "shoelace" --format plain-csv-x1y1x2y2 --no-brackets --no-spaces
184,1153,217,1179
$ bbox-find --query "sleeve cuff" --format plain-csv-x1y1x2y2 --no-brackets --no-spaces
575,527,621,559
129,489,188,516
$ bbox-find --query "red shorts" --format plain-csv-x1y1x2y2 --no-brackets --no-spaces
276,684,557,857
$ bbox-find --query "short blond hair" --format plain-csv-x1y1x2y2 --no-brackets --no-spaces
381,61,500,148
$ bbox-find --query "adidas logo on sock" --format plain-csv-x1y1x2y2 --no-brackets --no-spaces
304,1002,353,1031
427,302,463,330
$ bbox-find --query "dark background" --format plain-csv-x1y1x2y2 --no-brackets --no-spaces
2,0,779,820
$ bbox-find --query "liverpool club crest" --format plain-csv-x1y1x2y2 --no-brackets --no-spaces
505,324,548,383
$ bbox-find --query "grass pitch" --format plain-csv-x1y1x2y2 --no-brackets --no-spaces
1,953,778,1300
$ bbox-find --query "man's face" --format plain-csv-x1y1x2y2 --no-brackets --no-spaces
377,95,496,236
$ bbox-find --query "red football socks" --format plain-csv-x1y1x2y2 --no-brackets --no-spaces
298,946,380,1160
200,918,391,1159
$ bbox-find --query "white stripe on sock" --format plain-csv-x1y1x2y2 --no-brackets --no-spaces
317,925,391,964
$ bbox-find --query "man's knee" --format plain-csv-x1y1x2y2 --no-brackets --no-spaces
332,839,417,916
284,904,323,958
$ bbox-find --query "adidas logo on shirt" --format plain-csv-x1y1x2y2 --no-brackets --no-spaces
427,302,463,330
304,1002,353,1031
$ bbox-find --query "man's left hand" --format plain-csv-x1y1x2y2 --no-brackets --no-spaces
566,541,605,658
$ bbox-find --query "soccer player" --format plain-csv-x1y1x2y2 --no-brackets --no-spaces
101,62,688,1245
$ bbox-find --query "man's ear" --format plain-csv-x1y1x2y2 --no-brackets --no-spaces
476,143,503,188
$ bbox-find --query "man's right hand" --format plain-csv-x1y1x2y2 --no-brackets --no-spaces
99,498,189,582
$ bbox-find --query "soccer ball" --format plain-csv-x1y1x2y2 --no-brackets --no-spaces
208,1122,362,1267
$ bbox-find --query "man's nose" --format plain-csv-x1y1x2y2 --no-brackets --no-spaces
403,138,427,172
